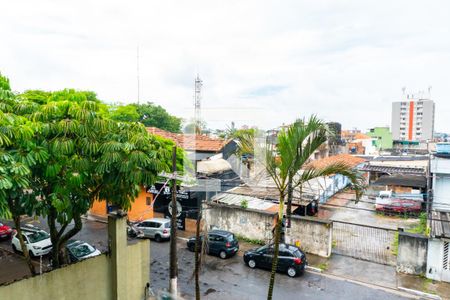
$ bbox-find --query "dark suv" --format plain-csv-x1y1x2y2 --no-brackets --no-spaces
186,230,239,259
243,243,307,277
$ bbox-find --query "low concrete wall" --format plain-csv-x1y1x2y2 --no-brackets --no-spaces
396,231,428,275
0,254,112,300
204,203,276,242
289,215,333,257
0,216,150,300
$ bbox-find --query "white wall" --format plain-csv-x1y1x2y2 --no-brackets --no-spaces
426,238,450,282
433,175,450,212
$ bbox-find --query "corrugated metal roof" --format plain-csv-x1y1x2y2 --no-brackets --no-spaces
372,174,427,188
211,192,277,211
359,164,425,175
431,210,450,239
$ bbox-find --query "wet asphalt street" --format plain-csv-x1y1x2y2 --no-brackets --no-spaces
0,218,413,300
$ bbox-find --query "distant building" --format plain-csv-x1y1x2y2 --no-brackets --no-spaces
392,94,435,141
366,127,393,150
341,129,362,143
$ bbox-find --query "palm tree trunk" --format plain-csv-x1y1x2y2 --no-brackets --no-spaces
267,216,282,300
13,215,36,276
267,192,284,300
286,176,293,229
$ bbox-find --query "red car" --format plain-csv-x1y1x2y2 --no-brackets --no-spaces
0,222,13,240
375,198,422,214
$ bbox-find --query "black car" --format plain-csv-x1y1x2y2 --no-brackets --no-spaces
243,243,307,277
186,230,239,259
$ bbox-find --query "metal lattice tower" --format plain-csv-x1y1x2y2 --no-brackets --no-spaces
194,75,202,133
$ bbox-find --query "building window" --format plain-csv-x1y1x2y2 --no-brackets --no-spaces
146,196,152,206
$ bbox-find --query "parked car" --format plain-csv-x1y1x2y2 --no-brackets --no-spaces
66,240,101,262
11,225,52,257
243,243,307,277
135,218,171,242
375,197,422,214
0,222,13,240
186,229,239,259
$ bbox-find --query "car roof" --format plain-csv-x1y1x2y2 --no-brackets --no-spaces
209,229,233,236
21,228,46,235
142,218,170,223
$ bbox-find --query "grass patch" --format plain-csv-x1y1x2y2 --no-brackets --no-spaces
331,240,337,249
391,232,399,256
235,234,265,246
406,212,428,235
317,262,329,271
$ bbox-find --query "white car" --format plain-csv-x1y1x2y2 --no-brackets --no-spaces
12,226,52,257
66,240,101,262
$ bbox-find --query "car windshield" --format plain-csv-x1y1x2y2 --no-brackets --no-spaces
70,243,96,258
27,231,50,243
257,245,269,252
164,222,171,228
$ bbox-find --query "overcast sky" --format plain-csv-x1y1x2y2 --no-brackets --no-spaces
1,1,449,132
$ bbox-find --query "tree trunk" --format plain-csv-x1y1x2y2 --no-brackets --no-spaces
194,209,201,300
13,215,36,276
169,146,178,296
48,206,60,268
267,216,282,300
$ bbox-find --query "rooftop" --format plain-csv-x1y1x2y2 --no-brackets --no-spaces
147,127,226,152
305,154,367,170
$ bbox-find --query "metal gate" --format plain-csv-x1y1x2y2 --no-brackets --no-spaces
332,221,398,266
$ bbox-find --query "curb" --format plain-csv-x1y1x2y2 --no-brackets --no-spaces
305,269,421,299
398,287,442,300
305,266,323,273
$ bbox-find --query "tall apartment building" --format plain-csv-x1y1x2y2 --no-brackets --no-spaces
392,95,435,141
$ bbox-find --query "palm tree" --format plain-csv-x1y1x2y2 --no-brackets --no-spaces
264,116,365,300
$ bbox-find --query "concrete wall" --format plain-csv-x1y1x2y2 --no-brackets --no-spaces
289,215,332,257
204,203,276,242
0,215,150,300
204,203,333,257
396,231,428,275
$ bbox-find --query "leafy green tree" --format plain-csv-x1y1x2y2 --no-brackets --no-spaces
264,116,365,300
0,73,42,275
107,102,182,133
135,102,182,133
108,104,140,123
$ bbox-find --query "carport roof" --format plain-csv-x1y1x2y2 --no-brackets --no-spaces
359,164,425,175
372,174,427,188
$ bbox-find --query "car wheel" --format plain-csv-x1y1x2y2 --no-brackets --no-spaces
219,250,227,259
12,244,18,253
287,267,297,278
188,245,195,252
247,259,256,269
28,250,35,258
154,234,162,242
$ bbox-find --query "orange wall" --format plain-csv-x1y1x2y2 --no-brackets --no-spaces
127,187,154,222
89,186,153,222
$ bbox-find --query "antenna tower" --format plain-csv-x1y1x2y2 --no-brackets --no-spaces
194,75,202,133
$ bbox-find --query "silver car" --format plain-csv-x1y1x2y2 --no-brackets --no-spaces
136,218,171,242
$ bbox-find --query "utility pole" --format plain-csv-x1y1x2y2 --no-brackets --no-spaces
169,146,178,296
